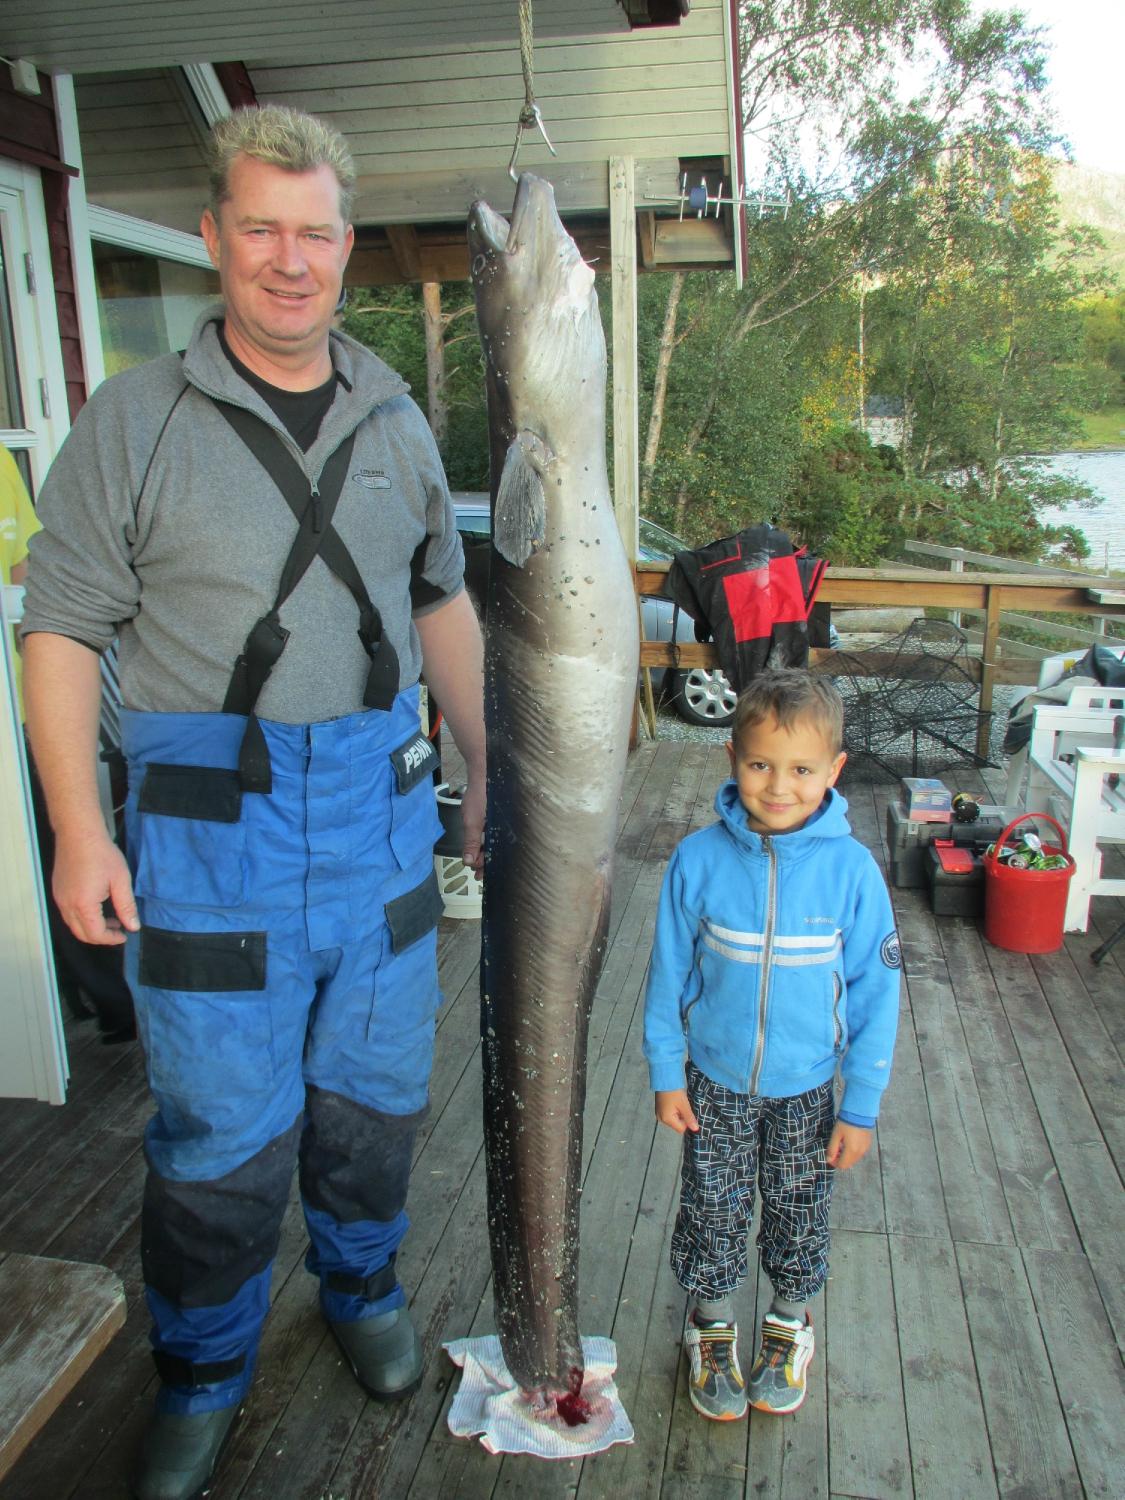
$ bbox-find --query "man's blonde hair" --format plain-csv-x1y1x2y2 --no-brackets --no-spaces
732,670,845,756
208,104,356,221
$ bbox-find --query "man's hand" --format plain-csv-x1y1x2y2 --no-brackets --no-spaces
459,778,484,876
826,1120,873,1170
655,1088,699,1134
53,829,140,945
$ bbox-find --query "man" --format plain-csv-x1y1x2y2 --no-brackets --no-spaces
23,105,485,1500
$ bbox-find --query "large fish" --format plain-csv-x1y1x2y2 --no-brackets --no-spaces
468,174,639,1420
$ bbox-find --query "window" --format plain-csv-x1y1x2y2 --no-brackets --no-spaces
93,241,219,375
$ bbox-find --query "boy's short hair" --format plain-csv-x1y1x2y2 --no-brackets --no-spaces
732,670,845,756
208,104,356,222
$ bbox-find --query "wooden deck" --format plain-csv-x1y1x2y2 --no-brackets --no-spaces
1,740,1122,1499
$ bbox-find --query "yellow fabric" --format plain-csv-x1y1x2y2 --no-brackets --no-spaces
1,446,40,720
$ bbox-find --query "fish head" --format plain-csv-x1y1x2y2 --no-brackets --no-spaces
468,174,604,437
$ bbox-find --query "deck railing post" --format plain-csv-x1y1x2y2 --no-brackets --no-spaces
979,582,1002,760
950,554,963,629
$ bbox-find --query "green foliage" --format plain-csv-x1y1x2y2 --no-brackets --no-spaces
341,283,490,491
777,427,900,564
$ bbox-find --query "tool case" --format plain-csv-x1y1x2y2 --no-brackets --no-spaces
925,841,985,916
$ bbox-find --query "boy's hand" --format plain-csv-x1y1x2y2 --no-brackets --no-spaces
826,1120,873,1170
655,1089,699,1134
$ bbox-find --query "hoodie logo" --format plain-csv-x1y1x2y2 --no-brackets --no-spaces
881,932,902,969
353,469,392,490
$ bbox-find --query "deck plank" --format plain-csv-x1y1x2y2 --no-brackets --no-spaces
825,1229,912,1499
981,942,1125,1343
890,1235,996,1499
902,909,1014,1246
1022,1247,1125,1500
956,1242,1084,1499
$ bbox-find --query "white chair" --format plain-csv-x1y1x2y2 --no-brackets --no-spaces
1064,745,1125,932
1006,681,1125,804
1012,697,1125,932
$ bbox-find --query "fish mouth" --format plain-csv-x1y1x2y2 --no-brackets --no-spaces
468,174,555,262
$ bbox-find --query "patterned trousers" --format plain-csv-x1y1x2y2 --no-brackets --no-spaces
671,1064,836,1304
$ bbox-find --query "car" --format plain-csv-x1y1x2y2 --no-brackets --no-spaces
452,493,739,729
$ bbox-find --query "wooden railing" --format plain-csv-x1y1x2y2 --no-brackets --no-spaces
899,541,1125,651
636,562,1125,758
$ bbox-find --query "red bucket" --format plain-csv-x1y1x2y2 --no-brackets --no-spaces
982,812,1075,954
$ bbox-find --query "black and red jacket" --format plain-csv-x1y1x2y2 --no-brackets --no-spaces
665,524,827,692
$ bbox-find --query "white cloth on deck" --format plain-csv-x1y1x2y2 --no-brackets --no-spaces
444,1335,634,1459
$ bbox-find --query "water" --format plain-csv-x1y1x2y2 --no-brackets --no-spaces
1037,449,1125,573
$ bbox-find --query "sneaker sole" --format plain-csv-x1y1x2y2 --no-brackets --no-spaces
748,1387,807,1415
688,1388,748,1422
747,1354,812,1416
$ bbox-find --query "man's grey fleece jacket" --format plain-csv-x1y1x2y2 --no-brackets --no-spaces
21,307,466,724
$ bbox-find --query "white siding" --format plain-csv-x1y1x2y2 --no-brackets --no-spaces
254,2,732,221
1,0,627,74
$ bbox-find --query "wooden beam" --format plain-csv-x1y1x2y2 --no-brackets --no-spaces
610,156,639,565
385,223,422,282
635,565,1125,620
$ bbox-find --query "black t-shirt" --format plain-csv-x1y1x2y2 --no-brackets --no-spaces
218,326,340,452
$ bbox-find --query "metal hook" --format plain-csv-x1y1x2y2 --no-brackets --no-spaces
508,103,558,182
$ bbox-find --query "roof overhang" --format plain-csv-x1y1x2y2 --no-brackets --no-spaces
0,1,679,75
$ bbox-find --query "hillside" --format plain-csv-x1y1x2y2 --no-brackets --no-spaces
1052,159,1125,285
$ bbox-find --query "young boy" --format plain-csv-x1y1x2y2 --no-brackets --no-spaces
643,669,901,1421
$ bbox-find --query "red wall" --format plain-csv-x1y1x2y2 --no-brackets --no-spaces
0,66,87,419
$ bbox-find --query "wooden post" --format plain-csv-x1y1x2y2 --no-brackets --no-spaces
979,582,1002,760
609,156,639,564
950,554,963,630
421,281,447,452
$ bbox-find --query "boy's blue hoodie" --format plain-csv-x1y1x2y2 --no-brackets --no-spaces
643,781,901,1126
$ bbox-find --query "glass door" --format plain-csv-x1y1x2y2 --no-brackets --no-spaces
0,159,70,1103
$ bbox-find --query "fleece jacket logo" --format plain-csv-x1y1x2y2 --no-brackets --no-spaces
352,469,392,490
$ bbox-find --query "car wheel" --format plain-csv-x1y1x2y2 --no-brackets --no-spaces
673,667,737,728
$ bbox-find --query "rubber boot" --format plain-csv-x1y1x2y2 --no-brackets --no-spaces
132,1402,241,1500
329,1304,423,1400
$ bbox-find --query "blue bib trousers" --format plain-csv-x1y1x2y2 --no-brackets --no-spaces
121,691,444,1415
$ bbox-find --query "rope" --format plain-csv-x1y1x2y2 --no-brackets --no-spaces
518,0,536,122
509,0,557,178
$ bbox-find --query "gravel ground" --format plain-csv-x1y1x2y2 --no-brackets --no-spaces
643,635,1021,780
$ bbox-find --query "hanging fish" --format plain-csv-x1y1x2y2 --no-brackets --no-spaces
468,174,639,1421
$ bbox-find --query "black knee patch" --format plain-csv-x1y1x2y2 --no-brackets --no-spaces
142,1116,300,1306
300,1085,426,1225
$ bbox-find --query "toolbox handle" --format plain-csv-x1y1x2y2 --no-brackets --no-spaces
986,811,1070,866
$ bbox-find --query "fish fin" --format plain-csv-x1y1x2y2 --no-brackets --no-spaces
494,436,548,567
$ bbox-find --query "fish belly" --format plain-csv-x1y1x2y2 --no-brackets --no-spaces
481,539,637,1403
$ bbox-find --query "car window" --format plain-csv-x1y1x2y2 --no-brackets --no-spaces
638,517,688,561
454,500,687,559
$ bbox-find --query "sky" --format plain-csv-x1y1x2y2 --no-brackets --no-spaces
1018,0,1124,176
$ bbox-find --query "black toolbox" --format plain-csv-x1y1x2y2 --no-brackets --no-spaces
925,842,985,917
887,799,1016,889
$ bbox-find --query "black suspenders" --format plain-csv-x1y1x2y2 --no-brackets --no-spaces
211,402,400,794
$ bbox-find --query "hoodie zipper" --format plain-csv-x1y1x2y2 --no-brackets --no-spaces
749,834,777,1094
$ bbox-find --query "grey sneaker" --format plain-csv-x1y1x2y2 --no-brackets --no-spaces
747,1311,814,1414
329,1303,424,1400
683,1316,748,1421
